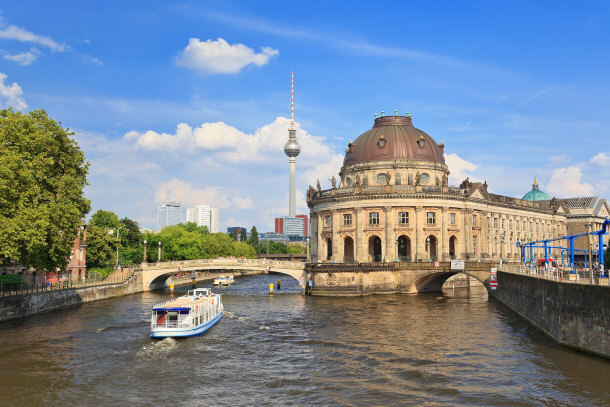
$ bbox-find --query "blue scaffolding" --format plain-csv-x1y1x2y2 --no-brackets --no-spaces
516,218,609,278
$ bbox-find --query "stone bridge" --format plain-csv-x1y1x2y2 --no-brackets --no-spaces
304,261,496,296
140,258,306,291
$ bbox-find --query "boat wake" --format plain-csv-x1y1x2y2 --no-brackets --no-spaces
137,337,177,358
96,321,144,333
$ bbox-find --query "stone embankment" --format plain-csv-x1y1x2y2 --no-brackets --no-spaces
493,270,609,359
0,272,143,322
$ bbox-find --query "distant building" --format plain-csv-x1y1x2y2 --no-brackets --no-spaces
275,215,308,237
259,232,305,244
158,202,182,230
227,226,247,238
186,204,219,233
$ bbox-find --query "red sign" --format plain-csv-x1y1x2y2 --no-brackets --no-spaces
434,261,440,267
299,276,305,286
490,268,498,290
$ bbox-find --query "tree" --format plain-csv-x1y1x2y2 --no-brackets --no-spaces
119,217,141,246
0,109,90,271
90,209,119,230
229,230,238,241
240,228,248,242
85,224,119,269
248,226,259,248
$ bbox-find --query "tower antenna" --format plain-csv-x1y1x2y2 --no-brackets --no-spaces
290,71,295,129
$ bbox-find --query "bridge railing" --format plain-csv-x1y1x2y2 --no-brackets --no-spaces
501,263,608,286
141,258,305,269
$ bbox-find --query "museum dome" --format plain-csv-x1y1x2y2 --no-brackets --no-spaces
343,113,446,167
522,177,551,201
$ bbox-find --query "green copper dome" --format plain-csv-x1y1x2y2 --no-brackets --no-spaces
522,177,551,201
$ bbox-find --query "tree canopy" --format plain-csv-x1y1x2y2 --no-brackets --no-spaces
0,109,90,271
90,209,119,230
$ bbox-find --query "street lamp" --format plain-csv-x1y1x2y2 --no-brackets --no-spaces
500,232,505,266
158,241,162,262
143,239,147,263
394,237,400,262
426,236,431,261
116,225,125,268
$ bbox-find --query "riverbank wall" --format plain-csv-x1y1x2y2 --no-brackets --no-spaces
0,272,144,322
493,271,609,359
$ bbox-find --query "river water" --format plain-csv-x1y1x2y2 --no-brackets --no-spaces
0,274,608,406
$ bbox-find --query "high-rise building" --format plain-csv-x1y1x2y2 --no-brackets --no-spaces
158,202,182,230
284,71,301,217
275,214,308,237
186,204,219,233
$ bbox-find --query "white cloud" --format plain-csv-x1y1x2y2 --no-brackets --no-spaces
589,152,610,167
3,49,38,66
0,72,27,110
176,38,278,74
0,24,68,51
546,166,594,197
444,153,478,185
84,55,102,65
153,178,251,210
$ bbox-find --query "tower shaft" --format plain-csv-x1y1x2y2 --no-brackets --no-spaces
289,157,296,217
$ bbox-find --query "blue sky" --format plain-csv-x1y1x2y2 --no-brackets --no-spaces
1,1,609,231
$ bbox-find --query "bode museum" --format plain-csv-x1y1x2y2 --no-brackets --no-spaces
307,112,609,264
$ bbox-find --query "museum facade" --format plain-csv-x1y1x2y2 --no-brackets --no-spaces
307,113,608,263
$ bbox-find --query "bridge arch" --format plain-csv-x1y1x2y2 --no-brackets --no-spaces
412,270,489,294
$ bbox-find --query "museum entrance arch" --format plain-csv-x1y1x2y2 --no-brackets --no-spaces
344,236,354,262
425,235,438,261
368,235,382,262
397,235,411,262
449,235,457,259
326,238,332,261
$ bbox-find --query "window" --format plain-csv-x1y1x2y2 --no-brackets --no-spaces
343,214,352,226
523,220,526,230
325,216,331,227
501,219,505,229
535,223,539,233
369,212,379,225
450,213,456,225
427,212,436,225
487,218,490,227
529,222,532,232
473,236,477,255
398,212,409,224
494,218,498,228
472,215,477,226
509,219,513,230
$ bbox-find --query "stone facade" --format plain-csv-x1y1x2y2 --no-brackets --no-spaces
307,114,574,264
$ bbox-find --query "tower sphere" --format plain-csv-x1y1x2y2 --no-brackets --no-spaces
284,139,301,157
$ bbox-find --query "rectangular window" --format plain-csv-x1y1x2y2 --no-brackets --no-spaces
398,211,409,224
473,236,477,255
472,215,477,226
501,219,505,229
536,223,539,233
369,212,379,225
509,219,513,230
343,214,352,226
523,220,526,230
427,212,436,225
529,222,532,232
494,218,498,228
450,213,456,225
325,216,331,227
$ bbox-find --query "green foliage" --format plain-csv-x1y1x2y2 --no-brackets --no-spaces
240,228,247,242
0,109,91,271
87,266,114,279
0,274,24,289
286,243,305,254
248,226,259,247
229,230,238,241
90,209,119,230
119,217,141,246
86,224,119,269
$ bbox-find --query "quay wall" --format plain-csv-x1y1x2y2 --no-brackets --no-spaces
493,271,609,358
0,272,144,322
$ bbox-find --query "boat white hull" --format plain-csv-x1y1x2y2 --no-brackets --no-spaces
151,311,223,338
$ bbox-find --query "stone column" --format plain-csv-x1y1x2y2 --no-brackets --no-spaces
460,209,468,258
480,211,489,258
440,207,448,261
385,206,393,262
355,208,363,262
415,207,424,261
314,212,322,262
331,210,342,262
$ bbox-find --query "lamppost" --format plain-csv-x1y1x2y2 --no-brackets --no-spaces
426,236,431,261
500,232,505,267
116,225,125,268
143,239,147,263
158,241,162,263
586,223,593,284
394,237,399,262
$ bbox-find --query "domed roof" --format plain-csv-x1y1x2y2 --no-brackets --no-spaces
343,114,445,166
522,177,551,201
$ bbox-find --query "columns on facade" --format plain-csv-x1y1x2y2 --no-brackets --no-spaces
461,209,469,259
384,206,393,261
312,212,321,262
415,207,424,261
355,208,363,262
331,210,342,262
440,207,448,261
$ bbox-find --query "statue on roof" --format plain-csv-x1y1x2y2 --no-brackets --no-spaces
316,179,321,192
442,173,448,187
460,177,471,189
385,172,392,186
330,176,337,189
415,171,421,186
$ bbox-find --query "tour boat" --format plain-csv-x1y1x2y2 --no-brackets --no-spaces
150,288,223,338
213,275,230,286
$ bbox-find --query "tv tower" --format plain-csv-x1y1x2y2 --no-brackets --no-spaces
284,71,301,217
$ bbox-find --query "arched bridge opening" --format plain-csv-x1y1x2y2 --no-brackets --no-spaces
413,271,488,294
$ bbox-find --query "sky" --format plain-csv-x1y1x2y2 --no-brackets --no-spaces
1,1,609,232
